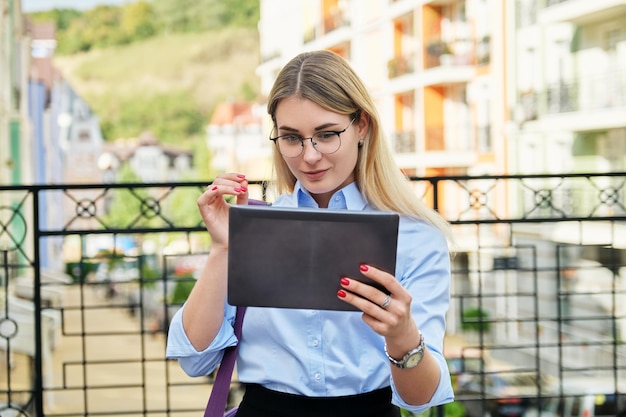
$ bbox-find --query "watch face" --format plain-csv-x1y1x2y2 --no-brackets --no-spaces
404,350,424,368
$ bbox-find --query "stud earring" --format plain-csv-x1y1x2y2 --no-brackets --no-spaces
358,139,364,147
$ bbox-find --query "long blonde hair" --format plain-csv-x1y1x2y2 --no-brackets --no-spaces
267,50,451,239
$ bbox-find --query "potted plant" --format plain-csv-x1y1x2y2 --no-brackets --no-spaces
427,40,453,65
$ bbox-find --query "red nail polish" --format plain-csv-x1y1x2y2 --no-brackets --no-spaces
340,277,350,286
237,174,246,178
241,186,247,192
337,290,347,298
360,264,369,272
234,187,242,192
211,186,218,191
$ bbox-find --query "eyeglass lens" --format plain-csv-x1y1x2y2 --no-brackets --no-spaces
276,132,341,157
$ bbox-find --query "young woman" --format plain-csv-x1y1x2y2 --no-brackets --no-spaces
166,50,454,417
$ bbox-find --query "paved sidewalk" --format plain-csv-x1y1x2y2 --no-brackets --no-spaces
24,285,216,416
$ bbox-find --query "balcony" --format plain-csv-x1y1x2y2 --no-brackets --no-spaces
518,72,626,131
304,8,350,44
392,130,416,153
421,38,480,86
388,55,416,79
1,175,626,416
391,126,477,168
541,0,626,25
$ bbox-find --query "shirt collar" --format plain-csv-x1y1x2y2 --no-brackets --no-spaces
293,181,368,210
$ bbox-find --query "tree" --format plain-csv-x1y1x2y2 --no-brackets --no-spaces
96,91,206,143
151,0,225,33
120,1,157,41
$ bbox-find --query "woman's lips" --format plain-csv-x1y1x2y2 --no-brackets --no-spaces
303,169,329,181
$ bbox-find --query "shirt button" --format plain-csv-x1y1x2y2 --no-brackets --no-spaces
314,373,321,380
312,339,319,347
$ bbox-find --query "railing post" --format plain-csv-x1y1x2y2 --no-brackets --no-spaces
32,188,44,417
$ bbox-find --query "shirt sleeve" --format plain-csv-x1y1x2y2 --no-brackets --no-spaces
390,217,455,413
165,303,239,377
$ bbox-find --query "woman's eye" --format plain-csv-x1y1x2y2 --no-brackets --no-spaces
281,135,302,143
315,132,337,141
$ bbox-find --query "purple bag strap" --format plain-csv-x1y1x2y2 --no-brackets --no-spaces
204,200,266,416
203,306,246,417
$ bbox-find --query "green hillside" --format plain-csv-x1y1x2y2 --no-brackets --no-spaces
53,27,261,145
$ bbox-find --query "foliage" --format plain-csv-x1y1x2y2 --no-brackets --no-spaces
27,8,82,30
120,1,158,42
170,275,196,304
56,6,132,53
65,260,99,282
426,40,453,56
29,0,259,55
102,164,156,228
461,307,491,332
140,263,160,289
55,28,260,144
96,91,206,143
220,0,260,28
31,1,261,177
191,138,217,181
152,0,226,33
164,184,204,228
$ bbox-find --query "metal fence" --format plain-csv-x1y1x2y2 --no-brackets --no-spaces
1,173,625,417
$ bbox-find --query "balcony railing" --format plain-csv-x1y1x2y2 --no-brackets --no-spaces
518,71,626,121
1,174,625,416
424,37,484,70
304,8,350,43
392,130,416,153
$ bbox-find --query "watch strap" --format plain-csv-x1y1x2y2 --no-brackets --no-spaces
385,330,425,369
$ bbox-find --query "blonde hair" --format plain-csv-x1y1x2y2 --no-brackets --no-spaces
267,50,451,239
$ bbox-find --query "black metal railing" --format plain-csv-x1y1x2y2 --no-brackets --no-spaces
1,174,625,416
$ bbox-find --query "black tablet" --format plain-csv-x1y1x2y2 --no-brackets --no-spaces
227,205,399,311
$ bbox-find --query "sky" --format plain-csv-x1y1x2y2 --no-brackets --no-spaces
22,0,132,12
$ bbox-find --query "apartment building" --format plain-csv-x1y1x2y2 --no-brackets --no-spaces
513,0,626,174
256,0,507,223
256,0,626,372
259,2,504,167
0,0,29,186
206,101,271,181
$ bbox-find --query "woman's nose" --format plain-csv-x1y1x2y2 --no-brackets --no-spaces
301,139,322,162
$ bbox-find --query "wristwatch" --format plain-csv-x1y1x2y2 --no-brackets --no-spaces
384,331,425,369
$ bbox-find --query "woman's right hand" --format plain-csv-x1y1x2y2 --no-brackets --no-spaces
196,173,249,248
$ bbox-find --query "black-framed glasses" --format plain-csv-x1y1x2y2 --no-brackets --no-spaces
269,118,356,158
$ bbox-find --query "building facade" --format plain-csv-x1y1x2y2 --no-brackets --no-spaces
255,0,626,374
257,0,507,178
513,0,626,174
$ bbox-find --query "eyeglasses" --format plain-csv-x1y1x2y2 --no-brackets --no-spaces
269,118,356,158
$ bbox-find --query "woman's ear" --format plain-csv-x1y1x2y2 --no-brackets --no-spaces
356,113,370,141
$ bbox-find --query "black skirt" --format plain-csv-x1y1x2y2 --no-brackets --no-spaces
234,384,401,417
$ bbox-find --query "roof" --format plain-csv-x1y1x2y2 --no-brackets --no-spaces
25,20,56,40
209,101,262,126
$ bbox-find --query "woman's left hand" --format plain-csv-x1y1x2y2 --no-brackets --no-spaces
337,264,419,345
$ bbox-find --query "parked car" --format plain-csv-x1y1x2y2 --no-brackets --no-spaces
524,377,626,417
455,371,553,417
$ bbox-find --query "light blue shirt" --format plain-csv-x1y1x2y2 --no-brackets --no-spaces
166,182,454,413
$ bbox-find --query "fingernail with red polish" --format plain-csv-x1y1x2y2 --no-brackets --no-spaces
241,186,247,192
360,264,369,272
234,187,242,192
340,277,350,286
237,174,246,178
337,290,347,298
211,186,218,191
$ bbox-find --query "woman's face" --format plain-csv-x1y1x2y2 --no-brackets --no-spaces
274,97,367,208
